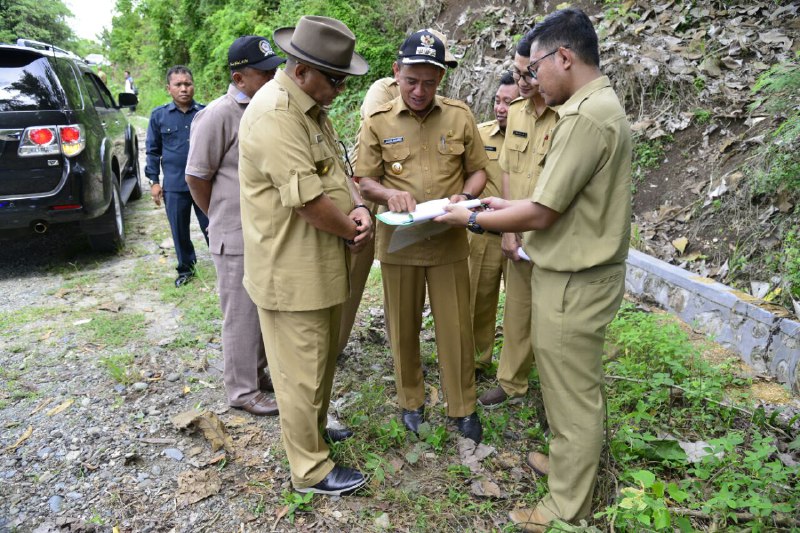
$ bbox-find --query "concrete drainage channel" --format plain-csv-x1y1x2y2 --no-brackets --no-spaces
625,249,800,394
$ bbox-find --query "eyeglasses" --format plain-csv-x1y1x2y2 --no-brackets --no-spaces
510,69,535,83
310,65,348,89
526,47,565,80
337,141,354,178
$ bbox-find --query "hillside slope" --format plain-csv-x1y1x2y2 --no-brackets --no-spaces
434,0,800,315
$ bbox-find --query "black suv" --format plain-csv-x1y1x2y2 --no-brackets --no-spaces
0,39,141,251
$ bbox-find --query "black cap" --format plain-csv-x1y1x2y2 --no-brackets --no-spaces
397,30,447,70
228,36,286,71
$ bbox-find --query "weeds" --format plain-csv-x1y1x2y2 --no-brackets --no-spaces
98,352,136,385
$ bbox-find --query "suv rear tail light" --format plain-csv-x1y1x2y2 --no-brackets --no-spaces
59,125,85,156
18,124,85,157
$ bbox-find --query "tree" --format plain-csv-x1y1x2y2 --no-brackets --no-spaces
0,0,76,47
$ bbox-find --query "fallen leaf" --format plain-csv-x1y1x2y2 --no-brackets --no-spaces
98,302,121,313
171,409,234,453
175,469,221,506
29,397,53,416
470,479,502,498
40,330,52,341
46,399,74,416
183,385,191,394
3,425,33,453
671,237,688,254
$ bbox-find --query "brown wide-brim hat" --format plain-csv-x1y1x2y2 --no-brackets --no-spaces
273,15,369,77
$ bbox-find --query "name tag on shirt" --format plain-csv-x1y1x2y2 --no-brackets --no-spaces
485,146,497,152
512,130,528,138
383,136,404,145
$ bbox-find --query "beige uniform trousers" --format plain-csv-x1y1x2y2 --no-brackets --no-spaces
531,263,625,523
381,260,477,418
258,305,342,489
467,232,506,370
497,258,534,396
337,201,379,354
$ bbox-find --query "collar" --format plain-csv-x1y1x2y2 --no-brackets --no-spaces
166,100,200,113
227,83,251,105
557,76,611,119
489,120,503,138
275,69,320,118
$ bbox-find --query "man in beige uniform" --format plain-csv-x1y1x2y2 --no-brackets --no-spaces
437,8,631,529
478,29,559,408
357,30,488,443
338,30,458,355
471,72,518,375
239,16,372,496
186,35,284,417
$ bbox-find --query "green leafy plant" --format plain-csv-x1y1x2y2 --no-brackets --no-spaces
280,490,314,523
692,108,712,124
98,352,137,385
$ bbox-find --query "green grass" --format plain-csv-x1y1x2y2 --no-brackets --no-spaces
78,311,146,347
98,352,137,384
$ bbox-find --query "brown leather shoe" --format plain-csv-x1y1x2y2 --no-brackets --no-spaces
233,392,278,416
508,506,550,532
526,451,550,476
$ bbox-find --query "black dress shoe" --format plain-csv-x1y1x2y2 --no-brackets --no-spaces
401,406,425,434
451,412,483,444
324,427,354,443
174,272,194,287
296,465,366,496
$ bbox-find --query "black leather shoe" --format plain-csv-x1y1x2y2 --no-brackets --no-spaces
324,427,354,443
296,465,366,496
401,406,425,434
452,412,483,444
174,272,194,287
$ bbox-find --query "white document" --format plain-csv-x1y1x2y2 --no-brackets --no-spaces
517,246,531,261
376,198,483,226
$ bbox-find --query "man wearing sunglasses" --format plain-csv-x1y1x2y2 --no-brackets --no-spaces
357,30,488,444
238,16,372,497
436,8,632,530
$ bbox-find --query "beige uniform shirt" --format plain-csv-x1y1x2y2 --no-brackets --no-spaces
524,76,632,271
239,70,353,311
499,98,559,200
186,84,249,254
356,95,489,266
476,120,504,199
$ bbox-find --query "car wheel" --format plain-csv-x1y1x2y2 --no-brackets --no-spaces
85,179,125,252
127,139,143,201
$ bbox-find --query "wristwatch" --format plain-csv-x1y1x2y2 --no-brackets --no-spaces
148,179,158,186
467,211,485,234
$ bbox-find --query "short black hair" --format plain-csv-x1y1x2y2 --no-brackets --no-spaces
529,8,599,67
499,71,515,86
166,65,193,84
515,27,537,58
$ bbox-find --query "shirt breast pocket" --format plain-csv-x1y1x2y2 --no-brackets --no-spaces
160,126,185,151
485,146,500,161
310,141,337,177
505,136,529,173
381,143,411,179
437,141,464,177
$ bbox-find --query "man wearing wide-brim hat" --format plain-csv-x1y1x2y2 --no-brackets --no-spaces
356,29,488,444
238,15,372,497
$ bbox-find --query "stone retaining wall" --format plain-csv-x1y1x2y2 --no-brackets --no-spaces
625,249,800,393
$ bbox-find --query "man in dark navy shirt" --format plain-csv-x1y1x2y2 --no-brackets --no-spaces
145,65,208,287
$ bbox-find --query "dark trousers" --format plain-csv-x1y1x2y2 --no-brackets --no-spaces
163,191,209,275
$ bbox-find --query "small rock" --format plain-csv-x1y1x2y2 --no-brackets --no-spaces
374,513,391,529
65,451,81,462
137,473,150,483
146,407,161,416
163,448,184,461
37,448,53,459
114,384,126,393
166,373,180,382
48,495,63,513
87,427,102,438
80,397,91,407
49,429,63,439
132,382,148,391
151,465,162,476
142,370,155,379
65,492,82,500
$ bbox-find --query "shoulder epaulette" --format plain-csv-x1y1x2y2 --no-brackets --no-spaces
440,97,470,111
368,100,395,117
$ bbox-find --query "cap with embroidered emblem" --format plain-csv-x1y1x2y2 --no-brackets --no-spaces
228,35,286,71
397,29,449,70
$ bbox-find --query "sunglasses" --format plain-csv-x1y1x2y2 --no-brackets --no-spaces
308,65,348,88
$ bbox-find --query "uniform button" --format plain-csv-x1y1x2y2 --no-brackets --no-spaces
422,146,427,151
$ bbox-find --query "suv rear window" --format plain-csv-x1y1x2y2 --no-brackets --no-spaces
0,51,67,111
